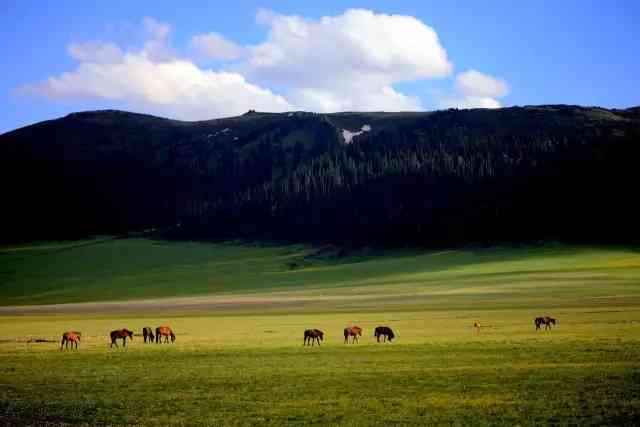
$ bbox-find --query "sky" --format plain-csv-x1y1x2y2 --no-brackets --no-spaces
1,0,638,133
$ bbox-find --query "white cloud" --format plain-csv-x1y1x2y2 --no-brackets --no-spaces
244,8,452,111
19,18,291,120
190,32,244,60
292,85,421,113
456,70,509,98
18,11,511,118
20,53,291,119
67,42,123,64
441,70,510,109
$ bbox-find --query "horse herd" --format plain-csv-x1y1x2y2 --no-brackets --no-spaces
303,325,395,346
59,317,557,350
60,325,175,350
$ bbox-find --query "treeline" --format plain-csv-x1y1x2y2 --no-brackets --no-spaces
1,106,639,246
185,112,640,245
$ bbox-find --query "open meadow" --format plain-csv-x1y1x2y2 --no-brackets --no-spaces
1,239,640,425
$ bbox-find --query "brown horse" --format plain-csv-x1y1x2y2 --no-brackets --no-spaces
155,326,175,343
535,316,557,331
110,329,134,348
60,331,81,350
304,329,324,346
374,326,395,342
142,327,154,343
344,326,362,344
473,321,482,333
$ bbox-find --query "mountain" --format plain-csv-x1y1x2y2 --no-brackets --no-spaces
1,105,639,245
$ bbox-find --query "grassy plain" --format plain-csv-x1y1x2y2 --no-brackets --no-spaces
1,240,640,425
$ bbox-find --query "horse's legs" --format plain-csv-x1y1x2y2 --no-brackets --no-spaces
123,337,126,347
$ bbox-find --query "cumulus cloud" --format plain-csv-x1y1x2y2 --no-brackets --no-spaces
17,11,510,118
20,54,291,119
18,18,291,119
243,8,452,110
456,70,509,98
292,85,421,113
190,32,244,60
441,69,510,109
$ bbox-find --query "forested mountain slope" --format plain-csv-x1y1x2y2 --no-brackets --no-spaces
1,105,638,245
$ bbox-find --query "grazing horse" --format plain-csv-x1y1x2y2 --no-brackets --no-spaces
110,329,134,348
374,326,395,343
155,326,175,344
142,327,154,343
304,329,324,346
535,316,557,331
344,326,363,344
60,331,81,350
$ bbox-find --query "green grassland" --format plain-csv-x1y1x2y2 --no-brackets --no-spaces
1,240,640,425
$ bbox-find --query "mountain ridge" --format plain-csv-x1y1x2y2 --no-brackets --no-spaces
1,104,639,245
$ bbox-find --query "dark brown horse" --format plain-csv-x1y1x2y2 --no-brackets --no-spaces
142,327,154,343
60,331,81,350
155,326,175,343
344,326,362,344
374,326,395,342
535,316,557,331
110,329,134,348
304,329,324,346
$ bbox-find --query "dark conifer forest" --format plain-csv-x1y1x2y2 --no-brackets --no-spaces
1,105,639,246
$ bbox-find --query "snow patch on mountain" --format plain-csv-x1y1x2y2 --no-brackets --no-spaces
341,124,371,144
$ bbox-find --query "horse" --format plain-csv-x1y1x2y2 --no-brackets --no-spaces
473,321,482,333
374,326,395,342
60,331,81,350
344,326,362,344
110,329,134,348
142,327,154,343
304,329,324,346
535,316,557,331
155,326,175,343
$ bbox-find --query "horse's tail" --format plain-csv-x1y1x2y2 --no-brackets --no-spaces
388,329,395,341
60,335,66,350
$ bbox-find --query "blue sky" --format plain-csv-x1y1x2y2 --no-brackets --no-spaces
1,0,638,133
